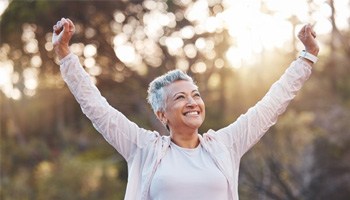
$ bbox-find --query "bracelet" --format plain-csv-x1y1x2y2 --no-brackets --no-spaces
299,50,318,63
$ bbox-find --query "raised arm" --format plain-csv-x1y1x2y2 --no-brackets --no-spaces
52,18,158,160
213,24,320,157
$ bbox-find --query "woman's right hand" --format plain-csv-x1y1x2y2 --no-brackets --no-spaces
52,18,75,60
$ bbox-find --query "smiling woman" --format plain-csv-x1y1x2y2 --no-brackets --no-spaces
148,73,206,144
52,15,319,199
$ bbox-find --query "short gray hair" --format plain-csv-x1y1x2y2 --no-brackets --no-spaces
147,69,195,113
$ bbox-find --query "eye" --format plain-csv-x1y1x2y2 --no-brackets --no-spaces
175,95,185,100
193,92,201,98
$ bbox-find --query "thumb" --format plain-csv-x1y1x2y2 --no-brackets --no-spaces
305,25,311,36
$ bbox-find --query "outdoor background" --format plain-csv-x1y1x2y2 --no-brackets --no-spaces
1,0,349,199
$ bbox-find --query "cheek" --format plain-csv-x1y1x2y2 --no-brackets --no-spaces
164,102,183,118
199,99,205,109
195,99,205,114
201,101,206,115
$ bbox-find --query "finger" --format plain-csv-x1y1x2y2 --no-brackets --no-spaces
66,18,75,32
59,18,69,33
298,25,307,38
58,18,65,28
53,24,62,35
306,24,317,39
311,31,316,38
54,20,64,34
57,20,63,29
305,24,310,36
310,24,317,38
305,24,314,38
66,18,73,26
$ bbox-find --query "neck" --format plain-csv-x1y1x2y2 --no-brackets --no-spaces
170,129,199,149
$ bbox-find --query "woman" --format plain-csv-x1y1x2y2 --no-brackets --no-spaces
52,18,319,200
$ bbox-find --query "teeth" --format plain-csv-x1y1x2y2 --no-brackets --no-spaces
186,111,199,116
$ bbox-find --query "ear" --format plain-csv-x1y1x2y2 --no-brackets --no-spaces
156,111,167,125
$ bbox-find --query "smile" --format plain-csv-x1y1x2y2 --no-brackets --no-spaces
184,111,200,116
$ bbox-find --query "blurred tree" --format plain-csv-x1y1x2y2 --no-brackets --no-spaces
1,0,232,199
237,0,350,199
0,0,349,200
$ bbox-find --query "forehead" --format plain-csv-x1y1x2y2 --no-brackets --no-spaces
165,80,198,95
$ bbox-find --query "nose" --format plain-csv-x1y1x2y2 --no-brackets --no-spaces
186,96,197,107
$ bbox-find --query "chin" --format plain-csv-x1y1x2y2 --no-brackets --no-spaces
187,121,204,130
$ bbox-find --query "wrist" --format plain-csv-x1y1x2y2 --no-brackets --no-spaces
55,45,70,60
305,48,319,57
299,50,318,65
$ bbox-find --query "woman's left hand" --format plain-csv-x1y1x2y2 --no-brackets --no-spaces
298,24,319,56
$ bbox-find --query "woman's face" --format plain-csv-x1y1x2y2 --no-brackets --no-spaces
159,80,205,133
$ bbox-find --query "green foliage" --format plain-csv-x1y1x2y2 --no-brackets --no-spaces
32,153,126,200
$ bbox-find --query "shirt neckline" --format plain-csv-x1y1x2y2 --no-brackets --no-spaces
170,141,202,153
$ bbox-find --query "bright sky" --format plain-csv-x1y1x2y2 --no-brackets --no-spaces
0,0,9,16
219,0,349,68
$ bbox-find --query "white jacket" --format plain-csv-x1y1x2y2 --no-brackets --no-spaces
60,53,312,200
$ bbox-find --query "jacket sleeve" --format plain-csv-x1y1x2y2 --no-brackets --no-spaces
213,58,312,157
59,53,158,161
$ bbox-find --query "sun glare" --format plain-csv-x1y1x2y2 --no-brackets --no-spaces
218,0,348,68
0,0,9,16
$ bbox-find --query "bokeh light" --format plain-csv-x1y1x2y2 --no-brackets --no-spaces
0,0,349,100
